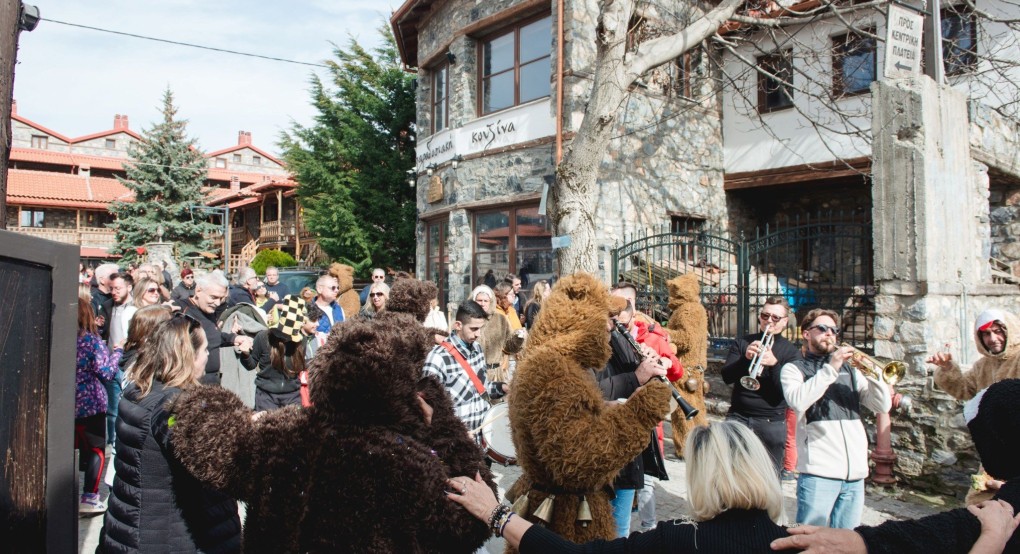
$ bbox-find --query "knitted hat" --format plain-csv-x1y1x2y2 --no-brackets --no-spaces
965,379,1020,481
272,294,307,343
975,308,1007,332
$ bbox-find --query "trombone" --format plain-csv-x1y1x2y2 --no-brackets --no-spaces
740,327,775,391
839,343,906,386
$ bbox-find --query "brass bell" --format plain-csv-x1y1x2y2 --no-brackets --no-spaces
532,494,555,523
576,495,592,527
511,492,530,516
684,377,699,393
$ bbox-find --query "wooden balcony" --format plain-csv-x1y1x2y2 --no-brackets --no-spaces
10,226,116,248
259,220,296,246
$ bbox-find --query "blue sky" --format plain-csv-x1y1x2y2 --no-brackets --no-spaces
15,0,395,156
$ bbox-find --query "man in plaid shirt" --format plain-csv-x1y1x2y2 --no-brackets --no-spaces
422,300,509,432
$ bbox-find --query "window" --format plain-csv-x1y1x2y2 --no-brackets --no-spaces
474,205,555,290
232,153,242,164
757,51,794,112
426,219,450,308
215,158,227,168
20,208,44,228
30,135,48,149
252,155,262,165
84,210,115,227
833,31,876,96
942,7,977,75
479,15,552,114
670,215,708,262
105,138,116,149
432,63,449,133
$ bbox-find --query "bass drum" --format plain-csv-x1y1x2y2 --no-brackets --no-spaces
479,403,517,466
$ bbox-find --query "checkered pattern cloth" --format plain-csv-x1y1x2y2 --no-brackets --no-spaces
274,295,306,343
422,335,503,431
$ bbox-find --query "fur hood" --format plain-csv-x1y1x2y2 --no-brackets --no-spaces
525,273,611,370
973,309,1020,360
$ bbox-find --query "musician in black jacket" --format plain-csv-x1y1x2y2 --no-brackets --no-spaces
720,296,801,474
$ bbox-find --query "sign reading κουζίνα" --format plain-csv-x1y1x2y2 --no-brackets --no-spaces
884,3,923,78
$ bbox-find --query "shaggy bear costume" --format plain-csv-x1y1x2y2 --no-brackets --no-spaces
169,310,497,553
664,274,709,457
506,273,671,548
328,262,362,320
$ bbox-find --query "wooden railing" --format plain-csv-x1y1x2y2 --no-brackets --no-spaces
10,226,116,248
260,220,297,245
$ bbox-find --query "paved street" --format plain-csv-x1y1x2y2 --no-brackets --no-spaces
79,425,953,553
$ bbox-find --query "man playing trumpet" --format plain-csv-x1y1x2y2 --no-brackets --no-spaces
721,296,801,475
781,309,891,529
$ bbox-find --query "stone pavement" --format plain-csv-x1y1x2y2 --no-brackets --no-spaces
78,430,958,553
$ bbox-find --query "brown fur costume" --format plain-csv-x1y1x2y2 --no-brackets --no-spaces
506,273,671,548
665,274,710,457
328,262,362,319
170,312,496,553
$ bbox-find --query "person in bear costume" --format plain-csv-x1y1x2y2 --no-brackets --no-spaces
664,273,710,457
505,273,671,547
328,262,362,321
168,279,497,553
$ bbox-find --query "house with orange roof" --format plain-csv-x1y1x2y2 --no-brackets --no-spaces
4,101,323,269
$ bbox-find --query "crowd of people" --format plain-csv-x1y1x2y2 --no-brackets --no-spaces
71,261,1020,553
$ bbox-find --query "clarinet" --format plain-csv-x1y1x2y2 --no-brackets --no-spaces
614,322,700,420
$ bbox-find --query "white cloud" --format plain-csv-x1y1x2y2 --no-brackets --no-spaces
15,0,390,155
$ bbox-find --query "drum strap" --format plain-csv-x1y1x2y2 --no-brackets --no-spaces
441,341,486,396
299,370,312,408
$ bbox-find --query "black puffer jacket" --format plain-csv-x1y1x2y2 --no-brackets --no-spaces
97,381,241,554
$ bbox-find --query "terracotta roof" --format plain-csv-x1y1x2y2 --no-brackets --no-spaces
81,246,119,259
7,169,134,208
10,148,128,171
12,113,73,143
227,197,261,209
205,179,298,206
72,128,143,143
206,144,284,167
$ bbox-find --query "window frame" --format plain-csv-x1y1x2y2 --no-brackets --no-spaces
105,138,116,149
20,208,45,228
476,13,553,116
30,135,48,149
431,62,450,134
471,203,555,292
232,153,243,164
941,6,978,76
832,30,877,97
252,155,262,165
425,218,450,309
757,50,795,113
215,158,227,169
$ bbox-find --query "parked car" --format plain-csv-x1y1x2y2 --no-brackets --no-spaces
274,268,323,296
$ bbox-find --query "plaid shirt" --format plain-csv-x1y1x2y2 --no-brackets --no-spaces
422,335,503,431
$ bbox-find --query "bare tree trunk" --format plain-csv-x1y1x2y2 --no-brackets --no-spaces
551,0,743,275
0,1,22,230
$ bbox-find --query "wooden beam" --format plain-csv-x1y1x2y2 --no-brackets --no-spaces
724,157,871,191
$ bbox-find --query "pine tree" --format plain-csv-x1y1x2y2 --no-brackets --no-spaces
281,27,416,272
110,88,216,260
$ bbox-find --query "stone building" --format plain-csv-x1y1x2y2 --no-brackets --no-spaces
392,0,727,307
5,102,321,270
394,0,1020,496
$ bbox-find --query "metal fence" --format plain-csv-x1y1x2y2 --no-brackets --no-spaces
612,211,874,353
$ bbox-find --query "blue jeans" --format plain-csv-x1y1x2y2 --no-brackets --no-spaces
611,488,636,538
104,369,124,445
796,473,865,529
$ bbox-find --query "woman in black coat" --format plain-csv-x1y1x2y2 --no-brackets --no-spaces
97,315,241,553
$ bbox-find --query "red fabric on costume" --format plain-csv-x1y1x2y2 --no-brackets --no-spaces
633,320,683,381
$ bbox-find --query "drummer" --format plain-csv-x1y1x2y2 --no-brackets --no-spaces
422,300,510,443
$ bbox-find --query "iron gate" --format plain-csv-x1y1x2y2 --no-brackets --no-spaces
611,212,874,353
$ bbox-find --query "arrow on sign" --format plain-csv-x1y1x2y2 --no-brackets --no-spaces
895,61,911,71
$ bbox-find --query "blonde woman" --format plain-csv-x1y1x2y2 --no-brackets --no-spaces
360,282,390,320
99,316,241,552
448,420,789,552
131,277,163,309
522,280,549,330
470,285,525,385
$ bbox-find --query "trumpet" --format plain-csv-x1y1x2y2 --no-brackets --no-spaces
839,343,906,386
740,328,775,391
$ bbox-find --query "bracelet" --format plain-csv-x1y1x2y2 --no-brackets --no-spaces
497,512,514,537
488,504,513,536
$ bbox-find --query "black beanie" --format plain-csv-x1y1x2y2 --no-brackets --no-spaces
966,379,1020,481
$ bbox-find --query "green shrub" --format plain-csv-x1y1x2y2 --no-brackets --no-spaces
250,249,297,275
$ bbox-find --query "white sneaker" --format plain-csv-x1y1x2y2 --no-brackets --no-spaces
79,493,106,516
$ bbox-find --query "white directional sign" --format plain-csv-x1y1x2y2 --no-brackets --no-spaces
884,3,923,78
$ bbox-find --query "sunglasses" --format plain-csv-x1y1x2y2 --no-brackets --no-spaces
145,287,159,294
369,292,385,298
325,285,340,291
808,324,840,335
174,311,202,332
759,312,786,322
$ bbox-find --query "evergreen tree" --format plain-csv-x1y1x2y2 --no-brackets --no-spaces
110,88,216,260
282,27,416,273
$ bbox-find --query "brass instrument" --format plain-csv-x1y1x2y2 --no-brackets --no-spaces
839,343,906,386
614,322,699,420
740,328,775,391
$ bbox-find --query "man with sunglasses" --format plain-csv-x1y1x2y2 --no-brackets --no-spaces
781,308,891,529
313,273,345,334
721,296,801,475
177,270,254,385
